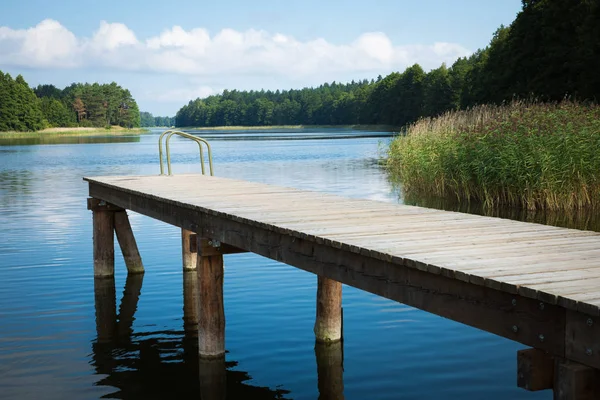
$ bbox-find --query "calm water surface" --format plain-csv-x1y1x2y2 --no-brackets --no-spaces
0,128,555,399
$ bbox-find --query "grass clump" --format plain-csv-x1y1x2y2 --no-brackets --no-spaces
387,101,600,211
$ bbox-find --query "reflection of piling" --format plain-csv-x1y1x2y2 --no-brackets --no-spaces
183,269,199,338
117,273,144,341
315,341,345,400
94,276,117,344
199,357,226,400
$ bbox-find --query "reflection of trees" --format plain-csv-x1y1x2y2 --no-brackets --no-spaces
91,273,291,400
0,135,140,146
400,192,600,232
0,169,34,207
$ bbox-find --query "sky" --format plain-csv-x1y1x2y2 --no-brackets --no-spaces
0,0,523,116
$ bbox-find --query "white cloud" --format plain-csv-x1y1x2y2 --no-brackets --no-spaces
145,85,217,102
89,21,138,51
0,19,471,79
0,19,78,67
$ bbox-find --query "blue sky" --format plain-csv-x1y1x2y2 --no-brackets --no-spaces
0,0,522,115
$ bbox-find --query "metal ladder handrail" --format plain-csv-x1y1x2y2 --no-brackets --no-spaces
158,130,214,176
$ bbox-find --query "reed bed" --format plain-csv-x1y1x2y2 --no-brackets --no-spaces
387,101,600,210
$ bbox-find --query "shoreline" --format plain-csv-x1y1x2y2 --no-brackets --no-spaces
178,124,399,132
0,127,149,138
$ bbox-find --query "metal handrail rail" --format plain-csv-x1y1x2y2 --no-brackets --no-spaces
158,130,214,176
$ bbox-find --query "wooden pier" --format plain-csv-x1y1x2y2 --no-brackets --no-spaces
85,173,600,399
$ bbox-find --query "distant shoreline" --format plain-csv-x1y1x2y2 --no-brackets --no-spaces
177,124,399,132
0,126,149,138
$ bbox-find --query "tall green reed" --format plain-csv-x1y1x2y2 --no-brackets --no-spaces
387,101,600,210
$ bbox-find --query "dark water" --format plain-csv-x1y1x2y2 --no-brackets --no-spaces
0,128,554,399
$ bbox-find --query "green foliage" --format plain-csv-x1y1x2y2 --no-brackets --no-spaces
0,72,45,131
1,73,143,131
387,101,600,211
139,111,175,127
40,97,74,127
174,0,600,129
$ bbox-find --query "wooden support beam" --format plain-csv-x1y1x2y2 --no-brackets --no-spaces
89,198,115,277
315,341,344,400
182,229,197,270
517,348,554,391
197,236,225,358
554,359,600,400
314,276,343,343
87,198,124,212
114,211,144,274
189,234,247,256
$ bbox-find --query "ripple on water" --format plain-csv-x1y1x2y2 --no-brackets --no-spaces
0,132,552,400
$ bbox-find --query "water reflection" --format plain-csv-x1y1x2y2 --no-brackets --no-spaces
403,193,600,232
92,273,291,399
315,341,345,400
0,135,141,146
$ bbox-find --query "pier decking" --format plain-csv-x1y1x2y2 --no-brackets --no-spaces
85,173,600,398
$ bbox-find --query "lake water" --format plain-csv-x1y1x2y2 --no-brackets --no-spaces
0,128,556,399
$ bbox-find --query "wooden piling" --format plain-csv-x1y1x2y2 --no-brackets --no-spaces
182,229,197,270
314,276,343,343
114,211,144,274
183,269,199,338
91,201,115,277
197,236,225,358
315,341,345,400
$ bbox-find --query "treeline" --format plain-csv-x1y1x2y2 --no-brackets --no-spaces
140,112,175,127
176,0,600,128
0,71,141,131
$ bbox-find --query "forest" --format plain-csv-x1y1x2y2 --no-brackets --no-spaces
140,112,175,128
0,75,141,131
175,0,600,128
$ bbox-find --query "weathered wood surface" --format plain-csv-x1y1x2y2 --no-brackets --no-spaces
314,276,343,343
517,348,554,391
197,234,225,358
181,229,197,270
85,174,600,368
114,211,145,274
90,201,115,277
